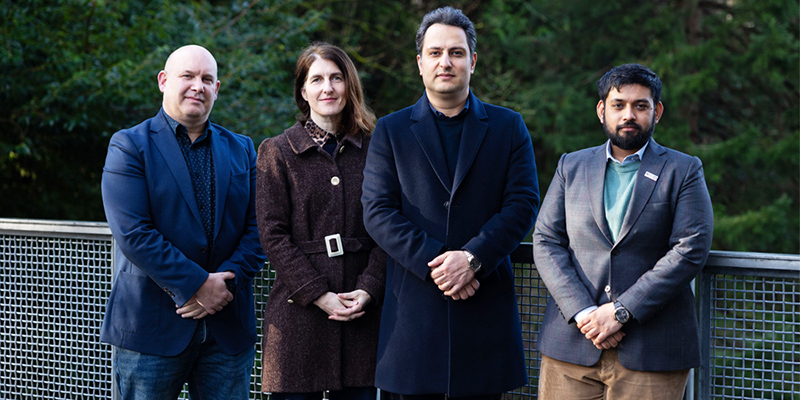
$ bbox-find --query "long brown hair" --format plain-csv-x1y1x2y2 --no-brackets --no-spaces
294,42,376,135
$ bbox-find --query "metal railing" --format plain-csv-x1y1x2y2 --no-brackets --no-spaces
0,219,797,399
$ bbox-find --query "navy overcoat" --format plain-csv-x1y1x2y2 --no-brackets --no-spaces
362,92,540,397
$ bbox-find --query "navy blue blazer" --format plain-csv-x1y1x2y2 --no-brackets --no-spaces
100,110,266,356
533,139,713,371
362,92,539,396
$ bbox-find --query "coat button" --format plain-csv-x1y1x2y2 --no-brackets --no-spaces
611,248,620,256
331,176,340,186
338,145,345,154
200,247,207,253
443,201,450,209
287,299,294,304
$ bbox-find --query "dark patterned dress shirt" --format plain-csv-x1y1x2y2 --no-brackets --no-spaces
163,110,216,248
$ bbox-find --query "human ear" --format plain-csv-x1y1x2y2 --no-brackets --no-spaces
596,100,605,123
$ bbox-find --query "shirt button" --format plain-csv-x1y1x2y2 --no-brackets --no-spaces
339,145,345,154
331,176,340,186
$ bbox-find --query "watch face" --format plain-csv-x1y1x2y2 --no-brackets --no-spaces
615,308,629,323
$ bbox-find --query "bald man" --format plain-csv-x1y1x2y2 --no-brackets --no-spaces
100,45,265,400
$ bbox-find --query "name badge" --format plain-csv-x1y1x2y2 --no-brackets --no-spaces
644,171,659,182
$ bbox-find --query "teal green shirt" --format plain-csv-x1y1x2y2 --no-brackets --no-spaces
604,161,640,243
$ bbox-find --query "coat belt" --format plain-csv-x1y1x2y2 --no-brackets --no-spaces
294,236,373,255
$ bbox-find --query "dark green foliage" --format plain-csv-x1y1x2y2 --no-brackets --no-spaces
1,0,321,220
1,0,797,252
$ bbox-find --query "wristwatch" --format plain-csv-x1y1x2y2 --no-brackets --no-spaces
463,250,482,274
613,301,630,324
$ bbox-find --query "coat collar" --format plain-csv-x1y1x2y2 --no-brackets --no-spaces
586,137,667,246
409,91,488,194
285,121,365,155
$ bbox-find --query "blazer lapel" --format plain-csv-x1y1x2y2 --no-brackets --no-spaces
452,92,488,194
211,127,230,241
150,113,204,230
616,139,667,244
410,95,453,193
587,144,614,245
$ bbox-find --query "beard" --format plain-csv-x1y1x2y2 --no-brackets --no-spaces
603,117,655,151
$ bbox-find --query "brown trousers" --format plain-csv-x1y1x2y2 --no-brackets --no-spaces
382,392,502,400
538,350,690,400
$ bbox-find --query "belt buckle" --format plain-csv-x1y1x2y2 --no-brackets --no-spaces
324,234,344,257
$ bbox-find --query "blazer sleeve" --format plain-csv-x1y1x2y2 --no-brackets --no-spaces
462,113,539,275
617,156,713,323
533,153,598,322
215,134,266,291
361,118,447,281
102,130,208,307
255,137,330,306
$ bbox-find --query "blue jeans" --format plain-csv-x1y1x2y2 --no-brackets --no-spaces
113,320,255,400
271,387,377,400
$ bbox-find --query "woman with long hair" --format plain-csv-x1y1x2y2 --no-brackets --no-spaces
255,42,385,400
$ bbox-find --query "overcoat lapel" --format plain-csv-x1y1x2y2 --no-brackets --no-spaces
452,93,488,194
410,95,453,193
616,139,667,244
150,114,204,230
211,127,230,241
587,145,614,245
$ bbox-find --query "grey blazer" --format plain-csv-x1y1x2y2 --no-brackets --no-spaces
533,138,713,371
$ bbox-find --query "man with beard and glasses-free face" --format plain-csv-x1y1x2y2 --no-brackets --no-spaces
532,63,713,400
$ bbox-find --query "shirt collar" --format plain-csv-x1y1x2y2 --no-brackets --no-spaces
606,140,648,165
429,97,470,120
304,118,341,147
161,109,211,140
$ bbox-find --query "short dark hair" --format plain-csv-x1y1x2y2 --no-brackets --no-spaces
415,7,476,56
597,63,662,104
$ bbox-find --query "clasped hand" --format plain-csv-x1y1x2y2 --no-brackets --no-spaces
576,302,626,350
314,290,371,322
428,251,480,300
176,271,235,320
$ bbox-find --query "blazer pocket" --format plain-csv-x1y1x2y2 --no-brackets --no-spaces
230,171,249,183
642,201,672,220
110,271,162,334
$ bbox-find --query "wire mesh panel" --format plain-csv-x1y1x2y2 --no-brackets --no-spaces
705,274,799,399
507,258,548,399
2,219,798,400
0,232,114,399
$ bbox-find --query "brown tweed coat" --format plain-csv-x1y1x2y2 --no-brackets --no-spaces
256,122,385,393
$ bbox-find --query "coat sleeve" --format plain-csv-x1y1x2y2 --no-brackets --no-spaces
101,130,208,307
361,118,447,281
357,246,387,305
215,135,267,291
617,157,713,323
533,153,598,322
255,137,329,306
462,113,539,275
